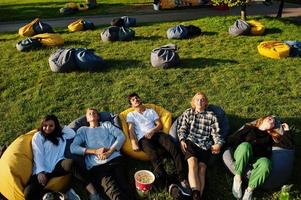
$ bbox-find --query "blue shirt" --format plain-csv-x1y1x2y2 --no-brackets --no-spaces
70,121,125,170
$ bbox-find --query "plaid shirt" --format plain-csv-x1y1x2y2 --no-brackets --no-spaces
177,108,224,150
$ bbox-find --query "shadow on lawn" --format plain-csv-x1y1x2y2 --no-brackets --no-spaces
175,57,238,69
103,59,144,70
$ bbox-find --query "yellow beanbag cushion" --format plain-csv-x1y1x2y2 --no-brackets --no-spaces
68,19,85,32
77,3,89,11
119,104,172,161
65,2,78,9
257,41,290,59
32,33,64,46
0,130,71,200
18,18,39,37
247,20,265,36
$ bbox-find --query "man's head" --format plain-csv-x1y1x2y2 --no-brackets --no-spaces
86,108,99,123
128,93,143,108
191,92,208,112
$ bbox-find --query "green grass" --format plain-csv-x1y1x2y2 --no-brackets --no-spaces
1,16,301,199
0,0,152,22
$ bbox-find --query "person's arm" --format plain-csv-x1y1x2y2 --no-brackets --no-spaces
62,126,76,140
210,115,223,154
144,118,163,139
128,122,140,151
177,111,190,152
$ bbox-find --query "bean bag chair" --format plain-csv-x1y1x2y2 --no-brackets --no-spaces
59,7,77,15
18,18,54,37
74,48,105,71
223,118,294,190
49,48,77,72
16,38,42,52
167,25,188,39
68,19,95,32
32,33,64,47
77,3,89,11
247,20,265,36
186,25,202,37
284,40,301,57
169,104,229,143
100,26,135,42
111,16,136,27
229,19,251,36
150,44,180,68
257,41,290,59
0,130,71,200
119,104,172,161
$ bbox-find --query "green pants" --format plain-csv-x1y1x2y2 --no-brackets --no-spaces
234,142,272,189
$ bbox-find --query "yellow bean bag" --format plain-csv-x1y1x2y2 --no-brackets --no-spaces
68,19,85,32
65,2,78,9
247,20,265,36
119,104,172,161
257,41,290,59
32,33,64,46
0,130,71,200
18,18,39,37
77,3,89,11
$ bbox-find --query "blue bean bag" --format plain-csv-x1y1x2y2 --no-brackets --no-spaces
75,48,105,71
284,40,301,57
167,25,188,39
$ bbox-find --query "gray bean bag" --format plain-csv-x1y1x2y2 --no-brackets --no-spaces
16,38,42,52
75,48,105,71
48,48,77,72
167,25,188,39
100,26,135,42
284,40,301,57
229,19,251,36
111,16,136,27
150,44,180,68
223,118,294,190
33,20,54,35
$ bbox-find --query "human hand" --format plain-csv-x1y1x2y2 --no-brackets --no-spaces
211,144,222,154
95,147,108,159
144,130,155,139
131,140,140,151
37,172,48,186
101,149,114,160
180,140,187,153
282,123,289,131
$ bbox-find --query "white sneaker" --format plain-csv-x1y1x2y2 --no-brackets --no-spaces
242,189,253,200
65,188,81,200
232,176,242,199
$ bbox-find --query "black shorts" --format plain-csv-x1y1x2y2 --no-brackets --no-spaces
184,140,211,165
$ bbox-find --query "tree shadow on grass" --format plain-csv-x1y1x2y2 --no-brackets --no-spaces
135,35,162,41
64,40,91,46
102,59,144,70
172,57,238,69
265,27,282,35
201,31,218,36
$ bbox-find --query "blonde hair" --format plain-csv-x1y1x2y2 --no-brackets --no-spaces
191,92,208,109
255,115,281,142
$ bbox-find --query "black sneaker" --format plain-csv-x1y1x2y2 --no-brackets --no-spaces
168,184,182,200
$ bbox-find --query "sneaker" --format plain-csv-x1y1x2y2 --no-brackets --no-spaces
89,193,101,200
168,184,182,200
179,180,191,196
242,189,253,200
65,188,81,200
232,176,242,199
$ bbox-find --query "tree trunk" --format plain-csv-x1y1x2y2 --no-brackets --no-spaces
86,0,97,8
240,3,247,21
277,0,284,18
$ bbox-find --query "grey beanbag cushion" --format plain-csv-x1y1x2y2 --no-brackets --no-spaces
167,25,188,39
229,19,251,36
101,26,135,42
48,48,77,72
33,21,54,34
16,38,42,52
150,44,180,68
111,16,136,27
75,48,105,71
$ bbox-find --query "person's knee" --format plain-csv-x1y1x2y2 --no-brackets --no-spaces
188,157,198,170
257,157,272,172
237,142,252,152
62,159,74,172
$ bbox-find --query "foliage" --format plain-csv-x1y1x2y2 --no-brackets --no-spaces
0,16,301,199
211,0,248,7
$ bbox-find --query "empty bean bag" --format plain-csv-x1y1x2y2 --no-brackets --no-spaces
59,7,77,15
229,19,251,36
49,48,77,72
32,33,64,47
284,40,301,57
223,118,294,190
150,44,180,68
18,18,54,37
167,25,188,39
186,25,202,37
111,16,136,27
257,41,290,59
100,26,135,42
247,20,265,36
75,48,105,71
169,104,229,142
68,19,95,32
0,130,71,200
16,38,42,52
119,104,172,161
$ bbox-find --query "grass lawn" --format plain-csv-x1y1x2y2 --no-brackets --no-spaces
0,15,301,199
0,0,152,22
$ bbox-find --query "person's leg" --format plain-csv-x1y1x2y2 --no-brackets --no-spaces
187,157,200,191
156,133,186,182
24,175,44,200
139,138,167,181
198,162,207,197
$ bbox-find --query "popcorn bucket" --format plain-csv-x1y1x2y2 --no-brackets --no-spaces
134,170,155,197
